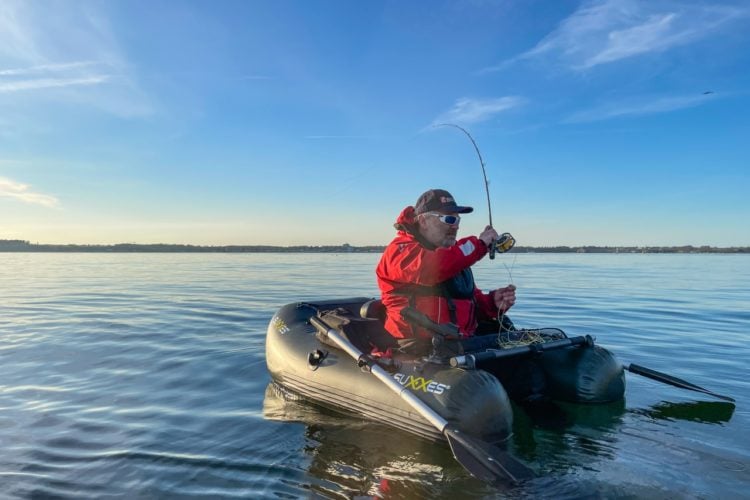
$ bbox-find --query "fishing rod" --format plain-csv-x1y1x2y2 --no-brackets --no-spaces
436,123,514,258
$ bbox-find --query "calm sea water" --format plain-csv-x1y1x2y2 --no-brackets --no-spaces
0,252,748,498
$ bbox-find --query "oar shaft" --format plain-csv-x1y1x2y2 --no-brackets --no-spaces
451,335,593,368
626,363,735,403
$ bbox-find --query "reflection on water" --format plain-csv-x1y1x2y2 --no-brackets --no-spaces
262,382,599,498
264,379,744,499
262,383,670,499
263,383,481,498
633,400,736,425
512,399,627,468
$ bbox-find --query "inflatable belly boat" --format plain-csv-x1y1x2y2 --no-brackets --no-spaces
265,297,625,443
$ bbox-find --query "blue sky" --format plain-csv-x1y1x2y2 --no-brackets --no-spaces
1,0,749,247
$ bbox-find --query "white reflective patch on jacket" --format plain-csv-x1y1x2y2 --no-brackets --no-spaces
459,240,475,256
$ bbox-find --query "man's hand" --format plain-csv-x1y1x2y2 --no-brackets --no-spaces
493,284,516,313
479,225,499,247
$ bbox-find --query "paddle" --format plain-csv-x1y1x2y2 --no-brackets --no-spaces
308,315,535,486
625,363,735,403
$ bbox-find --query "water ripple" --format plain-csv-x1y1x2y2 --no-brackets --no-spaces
0,253,748,498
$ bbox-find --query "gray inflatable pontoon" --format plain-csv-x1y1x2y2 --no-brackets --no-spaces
266,297,625,443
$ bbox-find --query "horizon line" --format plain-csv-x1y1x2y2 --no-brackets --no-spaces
1,240,749,252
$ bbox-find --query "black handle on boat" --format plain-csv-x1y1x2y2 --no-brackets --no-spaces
307,314,534,486
450,335,594,369
309,316,364,363
401,307,461,338
625,363,735,403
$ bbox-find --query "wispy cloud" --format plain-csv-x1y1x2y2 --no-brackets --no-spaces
0,61,99,76
565,93,716,123
482,0,749,72
429,96,526,127
0,74,110,93
0,58,114,94
0,176,59,208
0,2,151,117
304,135,371,140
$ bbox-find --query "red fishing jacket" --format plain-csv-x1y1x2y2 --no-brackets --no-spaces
375,207,499,339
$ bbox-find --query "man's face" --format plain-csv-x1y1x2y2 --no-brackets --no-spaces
418,212,461,248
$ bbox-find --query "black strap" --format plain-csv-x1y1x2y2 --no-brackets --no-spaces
445,295,458,324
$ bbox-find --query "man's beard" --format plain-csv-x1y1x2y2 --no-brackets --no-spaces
442,235,457,247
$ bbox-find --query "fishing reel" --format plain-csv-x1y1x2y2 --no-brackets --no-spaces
489,232,515,260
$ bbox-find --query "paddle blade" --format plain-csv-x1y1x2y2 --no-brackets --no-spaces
443,425,534,486
627,363,735,403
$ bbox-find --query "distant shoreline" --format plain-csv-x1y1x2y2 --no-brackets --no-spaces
1,240,748,254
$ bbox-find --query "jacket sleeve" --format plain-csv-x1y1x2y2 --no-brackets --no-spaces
474,287,499,321
382,236,488,286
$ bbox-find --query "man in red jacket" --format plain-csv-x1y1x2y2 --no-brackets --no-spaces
376,188,516,353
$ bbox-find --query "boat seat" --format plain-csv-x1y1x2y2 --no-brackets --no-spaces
360,299,386,321
318,305,398,353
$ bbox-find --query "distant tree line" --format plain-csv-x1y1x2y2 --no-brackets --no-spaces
0,240,384,253
1,239,748,253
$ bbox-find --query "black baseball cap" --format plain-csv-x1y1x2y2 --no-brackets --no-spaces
414,189,473,215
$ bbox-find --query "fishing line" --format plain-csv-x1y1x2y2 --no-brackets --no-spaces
434,123,516,259
503,253,518,286
435,123,494,228
497,253,518,335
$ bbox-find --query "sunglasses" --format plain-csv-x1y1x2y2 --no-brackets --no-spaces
424,213,461,225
